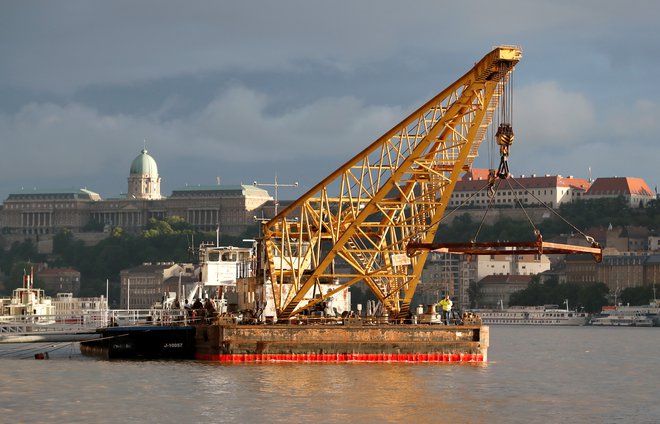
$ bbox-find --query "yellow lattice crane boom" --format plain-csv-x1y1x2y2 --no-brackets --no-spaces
261,46,522,320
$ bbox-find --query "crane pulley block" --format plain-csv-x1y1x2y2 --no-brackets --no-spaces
496,123,515,146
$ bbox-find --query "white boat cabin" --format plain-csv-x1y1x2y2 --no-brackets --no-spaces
200,246,254,287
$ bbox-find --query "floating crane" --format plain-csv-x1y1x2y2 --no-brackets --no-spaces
259,46,600,321
82,47,604,363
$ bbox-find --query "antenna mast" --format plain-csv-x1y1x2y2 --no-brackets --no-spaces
253,175,299,216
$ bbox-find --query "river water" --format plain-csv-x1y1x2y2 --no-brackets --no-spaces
1,326,658,424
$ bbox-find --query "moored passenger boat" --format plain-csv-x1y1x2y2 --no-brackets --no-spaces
590,313,654,327
590,304,658,327
473,304,589,326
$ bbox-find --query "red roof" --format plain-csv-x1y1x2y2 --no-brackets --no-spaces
586,177,654,197
456,168,590,192
462,169,491,181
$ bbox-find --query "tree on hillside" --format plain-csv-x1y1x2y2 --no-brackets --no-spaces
557,197,632,230
436,213,477,243
509,276,550,306
577,282,610,312
0,239,43,281
143,218,174,237
52,229,86,265
620,284,659,306
165,216,193,233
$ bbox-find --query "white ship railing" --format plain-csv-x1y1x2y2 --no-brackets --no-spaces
108,309,189,326
0,311,108,334
0,308,199,335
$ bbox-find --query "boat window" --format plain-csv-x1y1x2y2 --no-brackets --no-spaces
222,253,237,261
208,252,220,262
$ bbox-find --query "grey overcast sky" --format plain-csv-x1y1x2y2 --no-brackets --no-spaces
1,0,660,201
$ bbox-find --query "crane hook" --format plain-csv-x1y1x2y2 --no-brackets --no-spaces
487,169,497,198
496,123,514,179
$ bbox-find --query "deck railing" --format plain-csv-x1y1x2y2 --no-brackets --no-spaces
0,308,199,335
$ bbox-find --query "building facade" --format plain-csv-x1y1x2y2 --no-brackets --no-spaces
597,254,647,292
564,254,599,284
476,274,532,308
1,189,102,235
565,253,660,292
0,149,274,239
648,235,660,252
465,253,549,308
470,253,550,281
605,225,650,253
119,262,185,309
419,252,461,304
643,256,660,286
448,169,591,209
37,267,81,296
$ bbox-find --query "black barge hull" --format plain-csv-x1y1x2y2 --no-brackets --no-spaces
80,326,196,359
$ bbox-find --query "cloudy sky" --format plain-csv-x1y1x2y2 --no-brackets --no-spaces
2,1,660,202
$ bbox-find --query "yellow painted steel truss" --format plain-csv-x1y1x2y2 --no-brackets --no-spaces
262,46,522,319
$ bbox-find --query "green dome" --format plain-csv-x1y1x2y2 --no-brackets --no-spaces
130,149,159,176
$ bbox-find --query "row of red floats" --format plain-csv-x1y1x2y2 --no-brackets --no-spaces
196,352,484,363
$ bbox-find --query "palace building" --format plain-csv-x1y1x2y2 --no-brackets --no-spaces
0,149,274,239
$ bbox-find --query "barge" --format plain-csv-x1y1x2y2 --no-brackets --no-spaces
79,316,487,363
194,320,487,363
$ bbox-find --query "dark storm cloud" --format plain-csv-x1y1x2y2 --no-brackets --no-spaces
1,0,660,200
